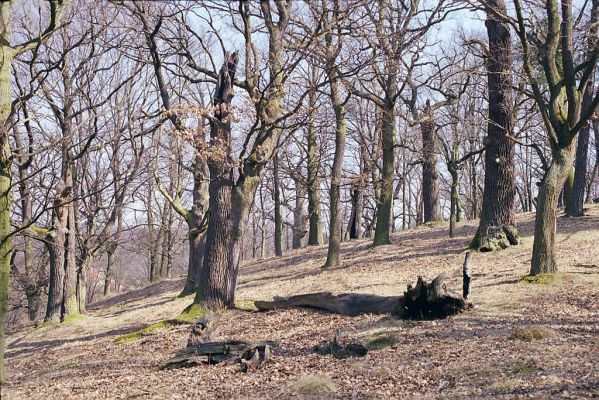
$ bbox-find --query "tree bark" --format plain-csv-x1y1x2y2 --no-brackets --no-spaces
421,102,441,222
195,51,240,310
104,242,117,296
292,176,307,249
323,16,346,267
347,180,363,240
373,102,395,246
306,68,322,246
472,0,518,251
273,155,283,257
449,164,459,238
569,75,595,216
531,143,576,274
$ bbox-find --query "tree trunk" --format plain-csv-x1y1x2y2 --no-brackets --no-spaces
563,166,575,213
530,143,577,275
569,75,595,216
449,165,459,238
273,155,283,257
63,196,78,317
347,180,363,240
76,255,91,313
421,102,441,222
104,243,117,296
0,13,15,376
292,177,307,249
15,125,38,320
324,48,347,267
472,0,518,251
181,232,206,296
306,69,322,246
180,154,209,296
195,52,240,310
373,103,395,246
44,233,63,322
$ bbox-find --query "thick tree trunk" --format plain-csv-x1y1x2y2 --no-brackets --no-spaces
44,234,63,322
472,0,518,251
273,155,283,257
531,144,576,275
421,103,441,223
180,154,209,296
201,164,235,309
373,103,395,246
195,52,240,310
45,155,76,322
181,232,206,296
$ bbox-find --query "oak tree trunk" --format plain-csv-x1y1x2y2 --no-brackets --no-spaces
306,69,323,246
273,155,283,257
373,103,395,246
421,103,441,223
569,76,595,216
472,0,518,251
531,143,577,274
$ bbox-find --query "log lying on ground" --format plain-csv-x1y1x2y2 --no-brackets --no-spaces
254,272,468,320
163,340,275,371
255,292,401,316
164,313,274,371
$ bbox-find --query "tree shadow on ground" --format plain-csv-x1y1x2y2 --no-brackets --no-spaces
88,278,185,310
5,325,146,359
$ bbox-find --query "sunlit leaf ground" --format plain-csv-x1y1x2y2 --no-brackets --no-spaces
4,206,599,399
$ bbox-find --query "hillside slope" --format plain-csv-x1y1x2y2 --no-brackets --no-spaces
3,207,599,399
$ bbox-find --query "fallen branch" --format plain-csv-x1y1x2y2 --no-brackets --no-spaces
163,340,275,372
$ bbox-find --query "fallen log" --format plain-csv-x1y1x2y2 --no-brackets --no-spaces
255,292,401,316
163,340,275,371
254,272,468,320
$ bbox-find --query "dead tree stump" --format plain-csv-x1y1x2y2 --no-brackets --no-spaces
394,273,466,319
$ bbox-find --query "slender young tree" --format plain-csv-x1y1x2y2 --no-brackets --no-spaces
322,0,347,268
306,67,323,246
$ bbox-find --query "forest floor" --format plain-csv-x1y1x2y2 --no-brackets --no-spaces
3,206,599,399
